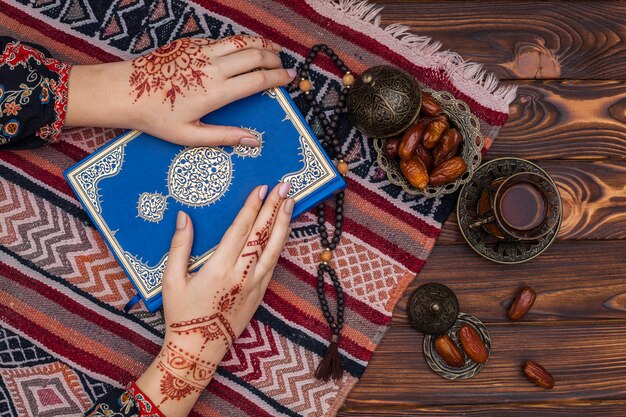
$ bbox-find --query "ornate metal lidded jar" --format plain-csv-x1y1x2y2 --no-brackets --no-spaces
408,283,459,335
346,65,421,138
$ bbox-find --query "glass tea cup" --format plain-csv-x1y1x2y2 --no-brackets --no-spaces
468,172,559,241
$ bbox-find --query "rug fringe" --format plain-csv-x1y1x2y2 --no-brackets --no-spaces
330,0,384,25
310,0,517,112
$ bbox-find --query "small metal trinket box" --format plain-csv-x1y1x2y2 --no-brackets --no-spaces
408,283,491,380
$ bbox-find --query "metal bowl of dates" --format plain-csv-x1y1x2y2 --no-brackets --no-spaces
373,87,484,198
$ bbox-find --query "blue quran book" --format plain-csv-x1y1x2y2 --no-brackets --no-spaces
64,87,345,313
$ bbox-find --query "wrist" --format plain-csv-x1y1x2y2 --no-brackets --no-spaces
163,335,229,372
134,338,226,416
65,62,136,129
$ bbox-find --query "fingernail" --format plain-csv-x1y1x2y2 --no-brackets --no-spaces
240,137,259,147
287,68,297,79
278,181,291,198
283,198,295,214
272,42,282,52
176,211,187,230
258,185,268,200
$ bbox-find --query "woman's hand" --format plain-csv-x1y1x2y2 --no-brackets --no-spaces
65,35,295,147
135,182,294,416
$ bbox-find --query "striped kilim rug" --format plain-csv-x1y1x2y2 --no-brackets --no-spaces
0,1,515,416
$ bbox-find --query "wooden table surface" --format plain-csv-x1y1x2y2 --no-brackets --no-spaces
339,2,626,416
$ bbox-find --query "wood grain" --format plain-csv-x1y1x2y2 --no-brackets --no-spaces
340,400,626,416
347,3,626,416
393,240,626,322
492,81,626,160
376,1,626,80
343,320,626,407
437,160,626,243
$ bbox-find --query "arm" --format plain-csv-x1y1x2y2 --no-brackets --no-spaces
136,182,294,416
2,35,295,150
84,180,293,417
66,35,295,147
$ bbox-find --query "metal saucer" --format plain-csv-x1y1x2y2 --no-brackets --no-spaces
423,313,491,380
457,158,562,264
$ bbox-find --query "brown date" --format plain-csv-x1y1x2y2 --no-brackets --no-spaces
414,143,433,172
434,335,465,368
400,156,429,189
398,121,426,161
523,361,555,389
422,114,449,149
429,156,467,186
384,137,401,159
433,128,462,166
459,324,489,364
508,286,536,321
420,92,442,117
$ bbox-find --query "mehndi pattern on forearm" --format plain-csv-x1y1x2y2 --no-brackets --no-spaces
157,314,233,404
156,342,217,404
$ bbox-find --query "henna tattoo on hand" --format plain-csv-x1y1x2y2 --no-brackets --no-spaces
170,313,236,350
223,35,249,49
129,38,212,109
217,284,242,313
157,342,217,404
158,197,284,402
260,37,273,50
241,199,281,259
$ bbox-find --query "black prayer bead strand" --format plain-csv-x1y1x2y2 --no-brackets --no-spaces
299,44,353,381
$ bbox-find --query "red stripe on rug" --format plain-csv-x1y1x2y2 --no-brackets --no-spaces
0,151,75,197
0,2,120,63
51,139,90,162
0,261,160,354
208,378,275,417
0,300,133,382
279,257,391,326
275,0,509,126
347,178,441,238
263,286,375,362
340,216,427,272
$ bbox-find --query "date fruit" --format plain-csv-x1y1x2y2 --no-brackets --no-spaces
398,121,427,161
422,115,449,149
421,92,442,117
433,128,462,166
508,286,536,321
400,156,429,189
434,335,465,368
429,156,467,186
385,137,401,159
414,143,434,172
459,324,489,364
523,361,555,389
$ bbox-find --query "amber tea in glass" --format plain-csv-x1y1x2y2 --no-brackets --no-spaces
497,182,547,232
469,172,557,241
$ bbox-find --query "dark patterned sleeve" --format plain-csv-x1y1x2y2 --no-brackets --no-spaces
84,381,166,417
0,36,71,149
